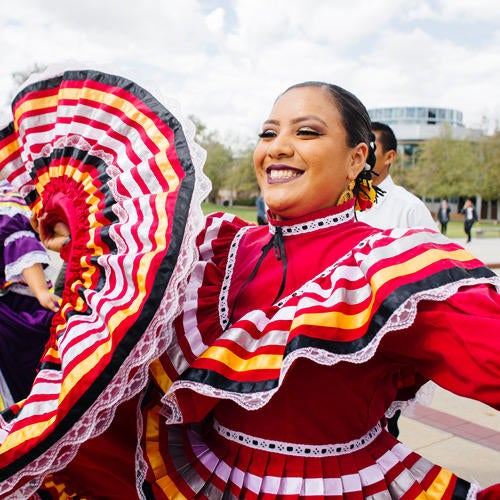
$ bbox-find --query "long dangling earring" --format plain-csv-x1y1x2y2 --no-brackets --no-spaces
337,180,356,206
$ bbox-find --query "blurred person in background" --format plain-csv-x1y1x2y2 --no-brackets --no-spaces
0,177,59,409
461,198,478,243
357,121,435,230
437,198,452,235
357,121,436,438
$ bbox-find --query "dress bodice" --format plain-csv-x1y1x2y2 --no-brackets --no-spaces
161,200,498,435
214,354,399,444
226,202,377,322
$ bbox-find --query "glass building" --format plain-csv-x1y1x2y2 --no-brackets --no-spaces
368,106,464,128
367,106,482,166
367,107,498,220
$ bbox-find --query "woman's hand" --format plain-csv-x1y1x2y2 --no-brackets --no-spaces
35,289,61,312
33,214,71,253
42,221,71,253
22,263,61,312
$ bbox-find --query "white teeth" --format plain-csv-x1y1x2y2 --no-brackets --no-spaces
269,169,300,179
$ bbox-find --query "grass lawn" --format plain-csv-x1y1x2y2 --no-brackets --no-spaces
202,202,258,223
434,220,500,238
201,202,499,239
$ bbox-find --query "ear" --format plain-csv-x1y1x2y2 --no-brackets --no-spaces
384,149,396,167
347,142,368,180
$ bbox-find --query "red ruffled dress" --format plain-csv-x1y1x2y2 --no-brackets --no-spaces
139,201,500,499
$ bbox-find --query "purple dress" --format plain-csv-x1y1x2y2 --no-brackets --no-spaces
0,180,54,406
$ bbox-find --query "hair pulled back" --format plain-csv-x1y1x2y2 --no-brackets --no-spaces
282,81,376,169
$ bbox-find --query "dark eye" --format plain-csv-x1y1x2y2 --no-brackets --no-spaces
258,130,277,139
297,128,321,136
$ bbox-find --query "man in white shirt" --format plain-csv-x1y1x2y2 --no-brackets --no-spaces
357,122,436,230
357,122,436,439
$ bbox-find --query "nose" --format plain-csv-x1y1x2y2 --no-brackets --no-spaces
267,133,293,159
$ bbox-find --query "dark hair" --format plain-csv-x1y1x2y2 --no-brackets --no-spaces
371,121,397,153
282,81,376,168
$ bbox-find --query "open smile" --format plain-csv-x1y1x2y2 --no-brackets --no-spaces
266,164,304,184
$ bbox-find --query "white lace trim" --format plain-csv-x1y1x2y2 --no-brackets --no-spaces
162,275,500,420
4,230,39,246
219,226,252,329
468,482,482,500
0,65,211,499
0,204,31,218
385,381,437,418
35,136,117,174
213,419,382,457
269,207,353,236
5,251,51,283
134,389,148,500
280,276,500,371
219,208,355,328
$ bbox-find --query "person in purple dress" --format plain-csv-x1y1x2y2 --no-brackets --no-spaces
0,178,59,409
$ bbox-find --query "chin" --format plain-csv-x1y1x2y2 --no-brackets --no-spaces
267,204,300,221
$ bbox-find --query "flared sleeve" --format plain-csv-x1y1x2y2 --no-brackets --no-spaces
150,211,251,391
160,226,500,424
380,282,500,410
0,183,51,288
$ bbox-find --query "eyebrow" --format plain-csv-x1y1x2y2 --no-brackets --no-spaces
263,115,328,127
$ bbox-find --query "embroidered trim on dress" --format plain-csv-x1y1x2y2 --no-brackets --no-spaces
213,419,382,457
269,207,353,236
162,274,500,421
5,251,51,283
385,381,436,418
219,226,252,329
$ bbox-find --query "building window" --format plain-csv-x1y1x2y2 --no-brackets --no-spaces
367,106,465,128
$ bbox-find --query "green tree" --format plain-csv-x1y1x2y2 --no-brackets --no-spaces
190,115,233,203
407,125,482,199
226,146,259,199
480,131,500,200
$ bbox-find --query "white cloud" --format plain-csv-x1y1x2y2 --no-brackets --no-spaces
0,0,498,143
438,0,500,22
205,7,225,33
404,2,440,21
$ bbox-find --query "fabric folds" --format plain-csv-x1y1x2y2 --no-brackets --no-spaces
0,67,210,498
161,213,499,423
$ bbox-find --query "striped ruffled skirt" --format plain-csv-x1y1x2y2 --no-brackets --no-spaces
143,414,475,499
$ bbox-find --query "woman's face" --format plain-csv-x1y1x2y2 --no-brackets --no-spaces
253,86,367,220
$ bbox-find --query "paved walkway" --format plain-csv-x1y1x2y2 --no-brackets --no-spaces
399,237,500,488
450,236,500,270
399,387,500,488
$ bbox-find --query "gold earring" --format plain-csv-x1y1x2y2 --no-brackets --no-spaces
337,180,356,206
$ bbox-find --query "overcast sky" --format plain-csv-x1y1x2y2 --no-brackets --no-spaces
1,0,499,147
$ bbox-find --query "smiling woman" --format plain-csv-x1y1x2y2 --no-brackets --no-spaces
0,72,499,499
253,83,373,220
142,82,500,500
